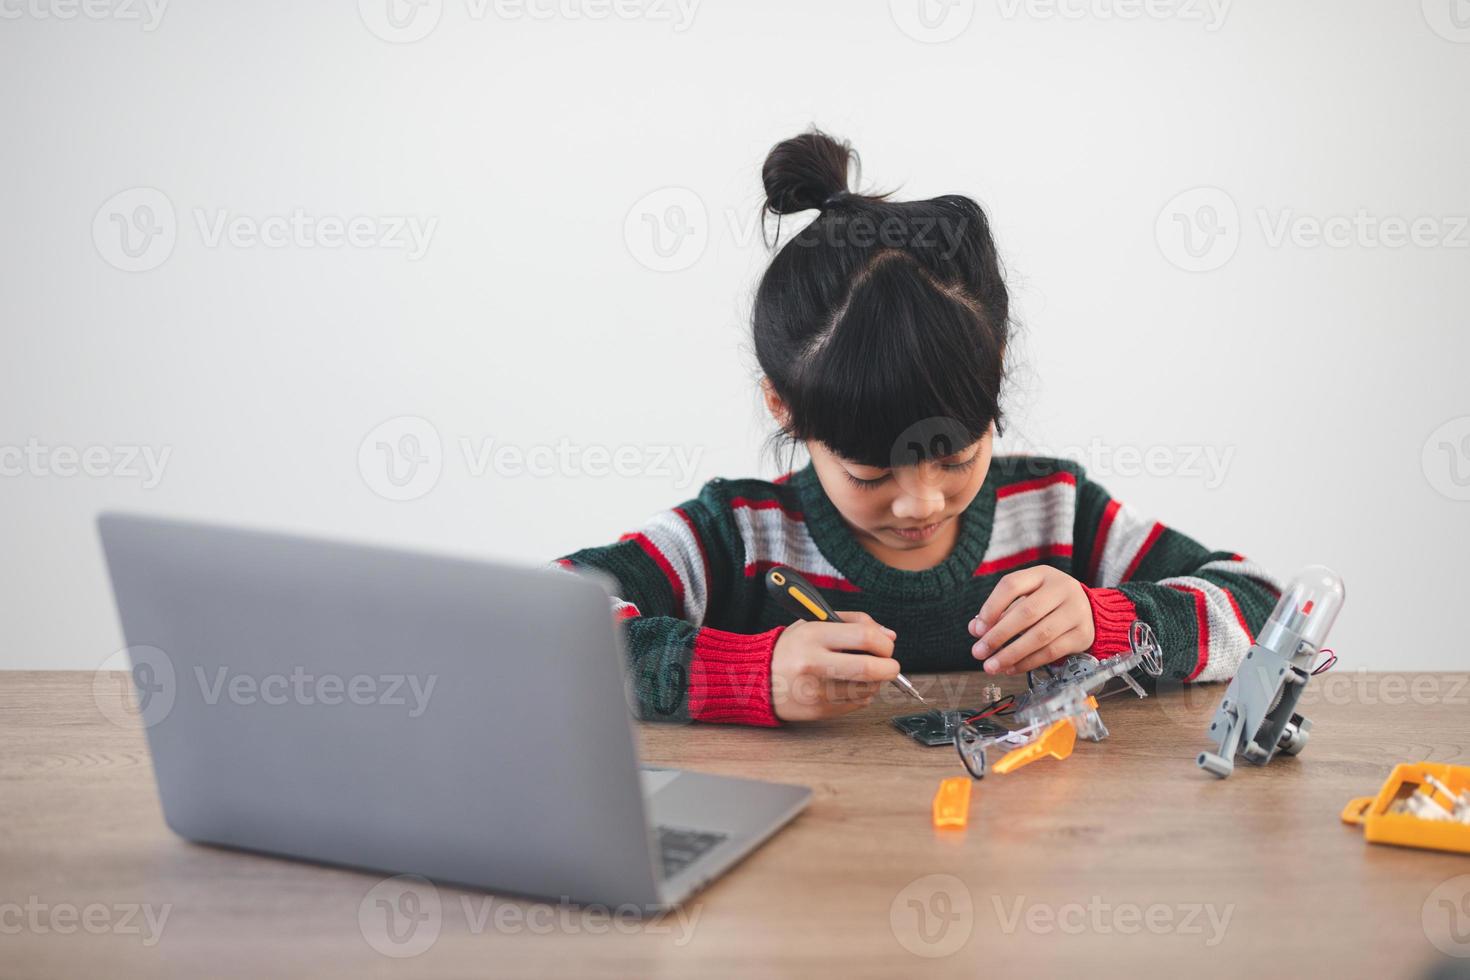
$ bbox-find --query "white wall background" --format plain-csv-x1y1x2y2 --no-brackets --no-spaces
2,0,1467,671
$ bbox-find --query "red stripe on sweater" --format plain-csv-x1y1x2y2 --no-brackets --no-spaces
744,561,860,592
612,603,641,621
1223,587,1253,643
773,472,794,485
1167,583,1211,682
626,532,685,619
1120,523,1165,583
1086,498,1121,586
996,470,1077,499
729,496,805,522
973,543,1074,577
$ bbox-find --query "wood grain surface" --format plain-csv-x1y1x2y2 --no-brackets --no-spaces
3,669,1469,978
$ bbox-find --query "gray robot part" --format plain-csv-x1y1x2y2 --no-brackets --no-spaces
1197,566,1345,778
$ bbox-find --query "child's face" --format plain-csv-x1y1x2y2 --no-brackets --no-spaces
807,427,993,558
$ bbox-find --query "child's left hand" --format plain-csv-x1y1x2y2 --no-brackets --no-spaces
968,566,1096,675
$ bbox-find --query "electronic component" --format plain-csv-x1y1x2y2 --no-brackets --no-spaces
1197,566,1344,778
892,708,1006,747
954,621,1163,778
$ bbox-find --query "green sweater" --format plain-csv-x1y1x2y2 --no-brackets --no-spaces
556,455,1280,726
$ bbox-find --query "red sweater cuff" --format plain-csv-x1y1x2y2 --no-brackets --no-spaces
1084,587,1138,658
688,626,784,727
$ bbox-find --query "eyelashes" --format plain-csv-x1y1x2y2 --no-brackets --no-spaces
842,456,978,491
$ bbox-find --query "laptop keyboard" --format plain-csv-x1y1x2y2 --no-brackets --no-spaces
655,825,728,878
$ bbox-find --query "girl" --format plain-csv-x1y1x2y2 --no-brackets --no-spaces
557,131,1279,726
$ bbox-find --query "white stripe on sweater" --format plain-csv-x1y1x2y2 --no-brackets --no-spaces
1095,503,1159,588
1155,574,1253,682
638,508,710,625
730,503,846,582
982,479,1075,566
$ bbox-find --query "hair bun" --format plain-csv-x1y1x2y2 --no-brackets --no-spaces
761,130,855,216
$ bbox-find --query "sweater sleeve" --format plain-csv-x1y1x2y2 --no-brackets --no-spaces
1070,469,1282,682
554,480,782,727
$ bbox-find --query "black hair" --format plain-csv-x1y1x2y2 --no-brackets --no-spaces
753,129,1011,469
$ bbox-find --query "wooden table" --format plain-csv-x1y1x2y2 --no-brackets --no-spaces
4,670,1469,978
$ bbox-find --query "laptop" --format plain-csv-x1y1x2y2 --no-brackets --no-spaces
97,513,810,912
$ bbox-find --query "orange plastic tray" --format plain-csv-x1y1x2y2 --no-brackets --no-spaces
1341,761,1470,855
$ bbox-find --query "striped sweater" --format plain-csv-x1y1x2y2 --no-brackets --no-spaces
556,455,1281,727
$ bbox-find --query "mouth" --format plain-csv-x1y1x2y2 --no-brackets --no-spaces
888,516,950,542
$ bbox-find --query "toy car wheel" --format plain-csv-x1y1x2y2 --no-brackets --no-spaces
1279,720,1310,756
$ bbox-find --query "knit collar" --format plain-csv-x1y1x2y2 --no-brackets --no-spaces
788,462,997,600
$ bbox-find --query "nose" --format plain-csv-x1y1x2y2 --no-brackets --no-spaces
891,483,945,523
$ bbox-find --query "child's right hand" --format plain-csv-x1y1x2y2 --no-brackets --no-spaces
771,612,901,722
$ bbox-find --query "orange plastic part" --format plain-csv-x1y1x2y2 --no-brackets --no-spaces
1341,761,1470,855
992,718,1078,775
932,777,972,828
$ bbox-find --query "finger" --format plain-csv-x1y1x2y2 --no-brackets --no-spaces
826,680,884,702
813,622,896,659
977,567,1048,627
807,649,903,682
1002,631,1089,676
835,611,898,641
975,584,1066,659
983,608,1080,673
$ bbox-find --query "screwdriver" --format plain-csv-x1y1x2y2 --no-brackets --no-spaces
763,564,927,703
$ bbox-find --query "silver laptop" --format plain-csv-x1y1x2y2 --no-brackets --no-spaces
97,513,810,912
